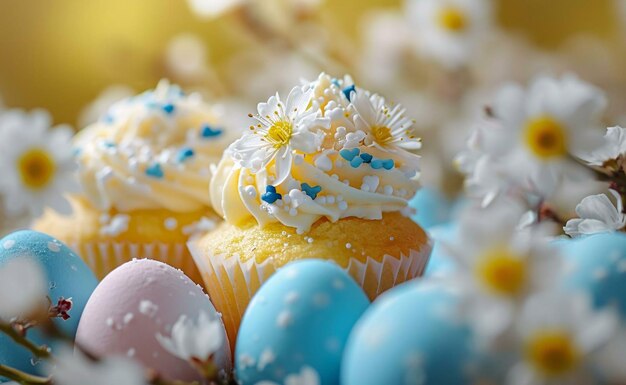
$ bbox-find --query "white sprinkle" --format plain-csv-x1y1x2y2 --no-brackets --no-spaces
100,214,131,237
390,236,395,241
258,348,276,371
47,242,61,253
106,317,114,327
317,196,327,205
164,218,178,231
327,195,336,204
123,313,134,324
285,291,300,304
289,208,298,216
346,243,352,249
307,237,314,244
238,354,256,370
127,348,136,357
331,174,339,180
277,311,293,328
338,201,348,210
333,279,345,290
314,153,333,171
383,185,393,195
2,240,15,250
362,175,380,192
139,300,159,318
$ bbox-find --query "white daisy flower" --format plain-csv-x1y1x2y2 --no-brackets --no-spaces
461,74,606,202
51,345,147,385
0,109,78,218
229,85,329,184
579,125,626,167
563,189,626,237
507,292,618,385
0,258,47,322
406,0,493,68
350,89,422,153
156,311,226,363
447,198,562,340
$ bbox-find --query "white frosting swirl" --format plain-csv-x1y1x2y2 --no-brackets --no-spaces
210,73,421,232
75,80,233,213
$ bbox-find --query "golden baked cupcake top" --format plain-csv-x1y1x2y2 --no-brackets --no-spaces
74,80,233,213
210,73,422,233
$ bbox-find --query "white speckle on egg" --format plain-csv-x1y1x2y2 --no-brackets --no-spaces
47,242,61,253
239,354,256,370
277,310,293,328
364,326,388,349
313,293,330,308
592,267,608,281
332,279,345,290
138,300,159,318
346,243,352,249
285,268,298,279
106,317,115,328
257,348,276,370
164,218,178,231
123,313,134,324
284,291,300,305
127,348,136,357
2,240,15,250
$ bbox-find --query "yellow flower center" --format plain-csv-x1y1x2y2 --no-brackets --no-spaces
265,120,293,148
526,331,581,377
524,116,568,159
438,6,468,32
371,126,393,144
475,248,527,296
17,148,56,189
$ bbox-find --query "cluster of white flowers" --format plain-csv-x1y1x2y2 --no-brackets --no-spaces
446,199,621,384
0,109,77,221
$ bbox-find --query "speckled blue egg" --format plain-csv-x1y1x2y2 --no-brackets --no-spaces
0,230,98,381
423,223,458,277
342,280,476,385
235,259,370,385
409,187,453,230
559,232,626,316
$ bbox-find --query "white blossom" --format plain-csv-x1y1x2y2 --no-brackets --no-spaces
0,258,47,322
564,189,626,237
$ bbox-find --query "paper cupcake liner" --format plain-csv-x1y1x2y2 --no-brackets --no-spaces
70,240,202,283
188,237,433,347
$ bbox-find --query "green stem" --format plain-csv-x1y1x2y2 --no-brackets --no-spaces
0,322,51,359
0,364,51,385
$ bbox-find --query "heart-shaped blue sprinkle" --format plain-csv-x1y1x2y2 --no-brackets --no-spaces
360,152,373,163
261,185,282,204
162,103,175,114
201,125,223,138
176,147,195,163
301,183,322,200
342,84,356,101
371,159,383,169
382,159,395,170
350,157,364,168
340,148,360,161
145,163,164,178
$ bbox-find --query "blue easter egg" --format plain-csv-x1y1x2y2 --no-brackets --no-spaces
342,280,476,385
409,187,453,230
423,223,458,277
235,259,370,385
0,230,98,380
559,232,626,316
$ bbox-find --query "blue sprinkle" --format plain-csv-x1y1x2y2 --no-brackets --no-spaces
72,147,82,157
350,157,364,168
201,125,223,138
103,114,114,124
145,163,164,178
331,78,341,87
100,140,116,149
301,183,322,200
261,185,282,204
342,84,356,101
360,152,373,163
371,159,384,169
176,147,195,163
382,159,395,170
162,103,175,114
339,148,360,161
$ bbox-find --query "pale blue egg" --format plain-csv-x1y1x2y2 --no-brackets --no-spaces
235,259,370,385
0,230,98,381
342,280,476,385
409,187,453,230
423,223,458,277
559,232,626,316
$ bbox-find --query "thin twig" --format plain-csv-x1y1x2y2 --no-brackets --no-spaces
0,322,51,359
0,364,51,385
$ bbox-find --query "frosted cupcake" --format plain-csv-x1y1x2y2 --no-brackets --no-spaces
189,73,432,342
34,80,234,282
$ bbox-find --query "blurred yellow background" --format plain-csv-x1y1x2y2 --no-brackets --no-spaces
0,0,620,126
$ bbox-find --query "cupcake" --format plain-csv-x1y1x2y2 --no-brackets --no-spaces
34,80,234,283
189,73,432,343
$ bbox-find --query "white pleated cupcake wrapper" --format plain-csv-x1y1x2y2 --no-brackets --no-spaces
70,241,189,279
187,235,433,344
